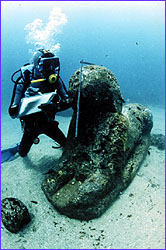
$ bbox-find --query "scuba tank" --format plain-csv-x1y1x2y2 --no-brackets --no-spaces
9,64,33,117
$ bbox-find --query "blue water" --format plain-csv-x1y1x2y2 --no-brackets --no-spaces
1,1,165,114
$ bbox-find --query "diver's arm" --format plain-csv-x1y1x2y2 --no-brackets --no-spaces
12,84,26,105
56,77,72,111
57,77,68,100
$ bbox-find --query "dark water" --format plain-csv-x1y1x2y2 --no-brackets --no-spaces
1,1,165,115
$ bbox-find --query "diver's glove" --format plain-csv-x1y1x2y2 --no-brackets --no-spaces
8,105,19,118
59,98,72,111
38,102,57,115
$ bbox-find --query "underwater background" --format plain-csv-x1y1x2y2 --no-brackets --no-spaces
1,3,165,248
1,1,165,115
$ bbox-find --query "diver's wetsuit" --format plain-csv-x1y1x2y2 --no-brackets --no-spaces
19,112,66,157
10,75,69,157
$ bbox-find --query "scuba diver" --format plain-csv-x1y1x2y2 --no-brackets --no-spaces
2,49,71,162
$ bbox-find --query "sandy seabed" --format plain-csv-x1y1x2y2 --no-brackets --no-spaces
1,105,165,249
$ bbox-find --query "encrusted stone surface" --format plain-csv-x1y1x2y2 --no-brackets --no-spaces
68,65,124,114
42,65,153,220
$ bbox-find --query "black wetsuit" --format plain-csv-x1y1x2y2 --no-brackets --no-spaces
19,112,66,157
9,73,70,157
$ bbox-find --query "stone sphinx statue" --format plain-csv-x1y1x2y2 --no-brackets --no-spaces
42,65,153,220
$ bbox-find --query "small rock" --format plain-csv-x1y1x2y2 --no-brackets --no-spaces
150,134,165,150
1,198,31,233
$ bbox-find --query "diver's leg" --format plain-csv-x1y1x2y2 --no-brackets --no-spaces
18,116,40,157
18,132,35,157
44,121,67,147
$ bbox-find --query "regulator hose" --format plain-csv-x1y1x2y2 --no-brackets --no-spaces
11,69,21,84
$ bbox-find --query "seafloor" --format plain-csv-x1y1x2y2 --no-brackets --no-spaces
1,105,165,249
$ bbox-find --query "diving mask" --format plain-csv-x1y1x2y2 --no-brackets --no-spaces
38,57,60,76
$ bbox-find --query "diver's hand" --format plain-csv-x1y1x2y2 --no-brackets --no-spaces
8,105,19,118
59,98,72,111
38,102,57,114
